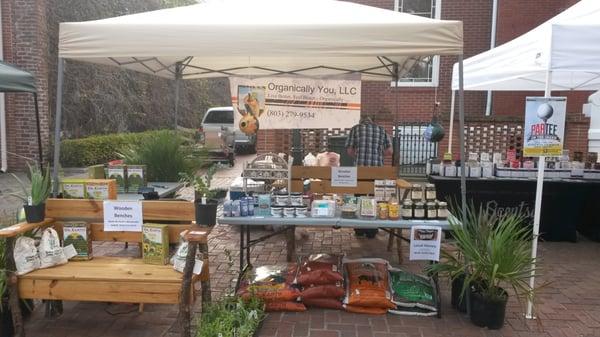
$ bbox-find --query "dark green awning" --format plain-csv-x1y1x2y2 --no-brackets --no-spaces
0,60,36,93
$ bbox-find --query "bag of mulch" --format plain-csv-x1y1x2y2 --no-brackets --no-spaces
388,267,437,315
265,301,307,312
14,236,40,275
343,304,388,315
300,284,345,300
303,298,344,310
296,254,343,286
238,264,300,302
39,228,68,269
342,258,395,309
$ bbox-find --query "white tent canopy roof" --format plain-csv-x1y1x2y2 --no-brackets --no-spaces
59,0,463,81
451,0,600,91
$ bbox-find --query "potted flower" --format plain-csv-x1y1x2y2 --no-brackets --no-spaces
428,203,536,329
11,164,51,223
179,166,218,226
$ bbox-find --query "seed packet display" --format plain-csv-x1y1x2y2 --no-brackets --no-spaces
388,267,438,316
126,165,146,193
107,165,127,193
142,224,169,265
61,179,86,199
63,222,93,260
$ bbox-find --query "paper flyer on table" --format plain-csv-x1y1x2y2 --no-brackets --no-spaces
409,226,442,261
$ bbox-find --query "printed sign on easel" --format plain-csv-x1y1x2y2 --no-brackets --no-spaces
523,97,566,157
409,226,442,261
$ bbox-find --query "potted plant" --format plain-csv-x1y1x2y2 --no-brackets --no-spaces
428,203,536,329
180,165,218,226
11,164,51,223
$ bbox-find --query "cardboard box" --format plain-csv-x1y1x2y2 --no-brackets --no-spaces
126,165,147,193
374,180,386,202
63,222,92,261
87,164,106,179
384,179,396,200
86,179,117,200
107,165,127,193
142,224,169,265
61,179,87,199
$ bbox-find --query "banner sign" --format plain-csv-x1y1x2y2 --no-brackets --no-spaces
523,97,566,157
409,226,442,261
103,201,143,232
331,167,357,187
229,76,361,134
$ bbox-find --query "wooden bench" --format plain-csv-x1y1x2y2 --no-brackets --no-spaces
0,198,211,337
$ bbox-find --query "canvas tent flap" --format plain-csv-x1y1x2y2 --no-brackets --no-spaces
59,0,463,80
451,0,600,91
0,61,36,93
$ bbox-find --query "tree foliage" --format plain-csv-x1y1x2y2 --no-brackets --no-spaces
46,0,229,139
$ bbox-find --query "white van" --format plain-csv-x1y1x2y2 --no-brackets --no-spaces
200,107,256,154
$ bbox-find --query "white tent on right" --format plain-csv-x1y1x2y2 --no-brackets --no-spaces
451,0,600,92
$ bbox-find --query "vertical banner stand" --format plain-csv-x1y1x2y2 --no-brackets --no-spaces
526,69,552,319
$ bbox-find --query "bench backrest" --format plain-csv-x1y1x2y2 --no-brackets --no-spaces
290,166,397,194
46,198,195,244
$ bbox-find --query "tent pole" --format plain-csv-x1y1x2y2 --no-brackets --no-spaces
448,90,456,154
458,56,467,216
52,58,64,197
33,92,43,170
526,70,552,319
393,63,399,166
174,62,182,128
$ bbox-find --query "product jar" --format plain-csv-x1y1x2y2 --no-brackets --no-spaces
388,202,400,220
377,201,389,220
283,207,296,218
426,201,437,219
437,202,448,220
275,192,289,206
411,184,423,201
425,184,437,201
290,192,303,206
413,202,425,219
401,200,413,219
271,206,283,217
295,206,308,218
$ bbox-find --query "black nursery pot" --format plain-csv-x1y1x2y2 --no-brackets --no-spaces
1,298,34,337
470,288,508,330
451,274,468,313
195,199,218,226
24,203,45,223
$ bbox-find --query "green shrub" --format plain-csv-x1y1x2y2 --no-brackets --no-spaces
121,130,207,182
59,130,173,167
197,296,265,337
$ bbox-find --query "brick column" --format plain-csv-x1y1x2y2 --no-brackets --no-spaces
2,0,49,170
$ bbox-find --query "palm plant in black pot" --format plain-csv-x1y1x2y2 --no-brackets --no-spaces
429,203,536,329
11,164,51,223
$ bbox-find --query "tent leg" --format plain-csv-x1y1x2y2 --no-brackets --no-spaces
174,62,182,128
457,54,470,317
33,92,43,170
448,90,456,154
52,58,64,197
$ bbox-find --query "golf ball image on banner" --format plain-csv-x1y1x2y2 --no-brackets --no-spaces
523,97,566,157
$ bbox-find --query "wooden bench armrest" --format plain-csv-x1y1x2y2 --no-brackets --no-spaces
0,218,54,238
183,226,209,243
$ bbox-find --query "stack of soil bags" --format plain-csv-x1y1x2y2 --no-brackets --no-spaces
342,258,396,314
237,263,306,312
388,267,438,316
296,254,345,310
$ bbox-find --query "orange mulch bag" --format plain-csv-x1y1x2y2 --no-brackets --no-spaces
237,264,300,302
303,298,344,310
300,284,345,299
296,254,344,286
344,304,388,315
343,258,395,309
265,301,307,312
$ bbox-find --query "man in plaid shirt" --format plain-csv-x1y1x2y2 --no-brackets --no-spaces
345,117,392,166
345,116,393,238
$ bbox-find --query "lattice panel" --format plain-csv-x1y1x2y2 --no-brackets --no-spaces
464,123,524,159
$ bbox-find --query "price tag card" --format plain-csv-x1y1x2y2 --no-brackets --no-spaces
409,226,442,261
331,167,357,187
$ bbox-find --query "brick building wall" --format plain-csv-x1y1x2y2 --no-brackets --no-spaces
2,0,50,170
257,0,591,162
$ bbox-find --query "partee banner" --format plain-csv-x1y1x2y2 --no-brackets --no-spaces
229,76,361,135
523,97,566,157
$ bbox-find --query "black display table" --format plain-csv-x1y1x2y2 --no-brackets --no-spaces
429,175,600,242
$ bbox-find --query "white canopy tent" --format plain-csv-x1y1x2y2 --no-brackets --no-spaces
446,0,600,319
53,0,467,204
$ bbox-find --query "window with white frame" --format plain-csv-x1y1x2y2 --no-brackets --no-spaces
393,0,441,87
